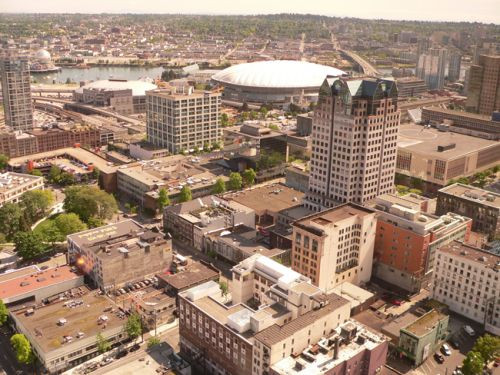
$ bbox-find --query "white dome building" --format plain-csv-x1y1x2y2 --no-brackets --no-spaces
211,60,345,107
35,49,52,63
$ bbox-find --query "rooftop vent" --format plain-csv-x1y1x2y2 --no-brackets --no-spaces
437,143,456,152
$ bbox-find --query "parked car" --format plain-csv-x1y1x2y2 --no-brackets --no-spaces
434,353,445,364
129,343,140,352
116,350,128,359
441,344,452,356
463,325,475,336
391,299,403,306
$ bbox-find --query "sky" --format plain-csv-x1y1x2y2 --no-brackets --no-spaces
1,0,499,24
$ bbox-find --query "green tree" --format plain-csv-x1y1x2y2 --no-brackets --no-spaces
40,223,63,244
49,165,62,184
0,299,7,326
92,167,100,181
96,333,111,354
14,232,47,260
54,213,87,237
212,178,226,194
20,189,55,224
179,186,192,202
220,113,229,127
203,142,211,152
472,334,500,363
268,124,280,131
10,333,33,364
87,216,106,228
219,281,229,299
0,154,9,170
249,110,258,120
125,313,142,340
64,186,118,222
157,188,170,211
147,336,161,349
0,203,23,240
259,106,268,118
30,169,43,177
242,168,257,187
227,172,242,191
58,172,76,186
462,351,484,375
241,111,249,121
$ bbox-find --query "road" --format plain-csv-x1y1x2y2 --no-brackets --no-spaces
339,49,380,76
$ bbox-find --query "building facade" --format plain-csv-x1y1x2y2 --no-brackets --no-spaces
466,55,500,115
436,184,500,241
306,77,399,210
416,49,447,90
448,53,462,83
146,87,221,153
396,77,428,99
292,203,377,292
0,51,34,131
0,172,44,207
432,241,500,335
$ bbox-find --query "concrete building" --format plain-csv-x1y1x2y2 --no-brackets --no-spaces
223,122,287,157
397,309,449,365
0,51,34,131
396,77,428,99
466,55,500,115
372,194,472,294
291,203,377,292
67,220,172,291
164,195,255,249
421,107,500,140
178,255,351,375
0,172,44,207
270,320,389,375
129,142,169,160
158,260,219,297
448,53,462,83
416,49,447,90
130,287,177,330
396,123,500,191
306,77,400,210
436,184,500,241
10,287,127,373
432,241,500,335
296,114,313,136
146,86,221,154
0,265,83,306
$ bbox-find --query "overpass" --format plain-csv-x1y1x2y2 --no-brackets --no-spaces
31,87,75,98
339,49,381,77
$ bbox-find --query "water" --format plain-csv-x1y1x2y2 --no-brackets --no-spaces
31,66,165,85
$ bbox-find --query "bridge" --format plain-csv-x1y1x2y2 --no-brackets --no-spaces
340,49,381,77
31,87,75,98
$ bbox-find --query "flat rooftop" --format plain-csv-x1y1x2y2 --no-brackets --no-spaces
67,219,143,249
224,183,304,215
13,287,123,353
398,123,498,160
8,147,118,174
0,172,42,196
439,183,500,209
403,310,447,337
158,261,219,291
424,106,497,122
439,241,500,270
146,87,220,100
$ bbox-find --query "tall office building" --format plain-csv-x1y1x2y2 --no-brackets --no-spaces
416,48,448,90
465,55,500,115
448,52,462,83
146,86,221,153
416,38,431,64
305,77,400,210
0,51,34,131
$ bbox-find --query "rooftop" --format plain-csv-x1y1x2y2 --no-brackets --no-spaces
403,310,448,337
158,261,219,291
398,123,498,160
13,287,124,353
423,106,498,122
0,266,81,301
438,241,500,270
224,183,304,215
75,79,157,96
439,183,500,209
0,172,42,195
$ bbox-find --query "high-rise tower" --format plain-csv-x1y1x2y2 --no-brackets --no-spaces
466,55,500,115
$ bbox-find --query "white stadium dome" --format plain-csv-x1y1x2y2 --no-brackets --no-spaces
35,49,51,62
212,60,345,89
75,79,157,96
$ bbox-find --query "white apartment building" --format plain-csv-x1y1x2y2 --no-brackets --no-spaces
416,48,448,90
0,172,44,207
146,86,221,154
432,241,500,335
306,77,400,210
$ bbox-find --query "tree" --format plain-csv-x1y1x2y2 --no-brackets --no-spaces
92,167,100,181
203,142,211,152
212,178,226,194
241,111,249,121
462,351,484,375
473,334,500,363
0,154,9,170
30,169,43,177
14,232,47,260
157,188,170,211
147,336,161,349
242,168,256,187
179,186,192,203
125,313,142,340
268,124,280,131
219,281,229,299
259,106,268,118
54,213,87,237
241,102,249,112
0,203,23,240
20,189,54,224
87,216,106,228
58,172,76,186
96,333,111,354
0,299,7,326
220,113,229,127
10,333,32,364
49,165,62,184
249,110,258,120
64,186,118,222
227,172,242,191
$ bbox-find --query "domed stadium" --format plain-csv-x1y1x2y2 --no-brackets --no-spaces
35,49,52,62
211,60,345,107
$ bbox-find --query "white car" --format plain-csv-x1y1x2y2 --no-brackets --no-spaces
441,343,451,356
463,325,475,336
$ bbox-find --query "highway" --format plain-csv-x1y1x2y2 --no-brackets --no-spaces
339,49,381,76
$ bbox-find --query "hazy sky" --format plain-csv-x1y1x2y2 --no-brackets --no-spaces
1,0,499,24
